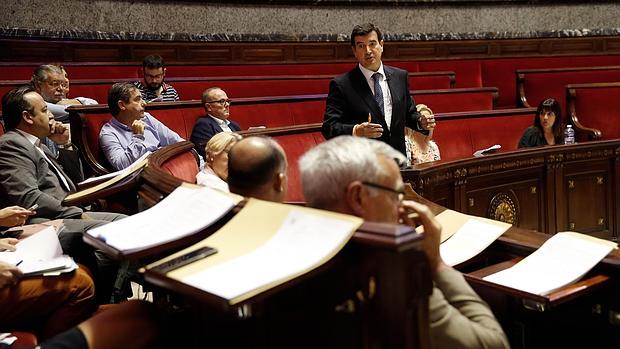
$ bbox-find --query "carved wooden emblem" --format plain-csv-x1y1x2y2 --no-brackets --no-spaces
488,192,519,225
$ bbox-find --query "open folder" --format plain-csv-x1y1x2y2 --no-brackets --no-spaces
86,184,242,254
146,199,363,305
0,226,77,276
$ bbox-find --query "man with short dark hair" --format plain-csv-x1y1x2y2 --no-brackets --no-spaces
227,136,287,203
299,136,509,349
322,23,435,156
100,82,183,170
132,55,179,102
190,87,241,158
0,86,125,302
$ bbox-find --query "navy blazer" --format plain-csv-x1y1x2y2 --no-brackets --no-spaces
322,65,425,155
190,115,241,158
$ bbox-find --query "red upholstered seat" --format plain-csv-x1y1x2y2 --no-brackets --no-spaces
433,108,536,161
567,82,620,141
160,150,200,183
518,66,620,113
10,331,38,348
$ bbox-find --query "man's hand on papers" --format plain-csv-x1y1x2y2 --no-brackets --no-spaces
399,200,448,275
131,120,146,136
0,238,18,252
0,206,34,227
0,261,21,289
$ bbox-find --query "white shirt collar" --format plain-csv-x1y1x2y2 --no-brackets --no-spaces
15,129,40,146
358,63,386,83
208,115,231,127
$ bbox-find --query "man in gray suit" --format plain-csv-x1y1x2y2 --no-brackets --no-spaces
0,86,124,302
299,136,509,349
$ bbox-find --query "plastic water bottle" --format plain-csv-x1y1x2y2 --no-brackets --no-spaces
564,125,575,145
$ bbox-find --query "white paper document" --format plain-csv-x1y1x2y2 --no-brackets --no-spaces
473,144,501,157
483,232,617,295
87,185,237,251
0,226,77,276
182,209,358,302
79,151,151,185
440,218,510,266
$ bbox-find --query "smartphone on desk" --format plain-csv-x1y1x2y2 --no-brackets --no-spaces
2,226,23,238
151,246,218,274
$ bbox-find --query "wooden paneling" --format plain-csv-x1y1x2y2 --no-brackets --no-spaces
403,140,620,241
3,35,620,64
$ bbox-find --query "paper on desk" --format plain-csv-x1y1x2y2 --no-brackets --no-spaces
79,151,152,185
483,232,617,295
87,185,239,251
440,218,510,266
181,205,360,303
473,144,501,157
0,226,77,275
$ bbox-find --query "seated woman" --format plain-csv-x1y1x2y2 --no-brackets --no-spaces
518,98,564,148
196,132,242,192
405,104,441,166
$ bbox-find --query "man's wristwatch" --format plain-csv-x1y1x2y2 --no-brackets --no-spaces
57,142,73,150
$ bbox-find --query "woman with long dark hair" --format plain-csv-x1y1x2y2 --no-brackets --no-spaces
518,98,564,148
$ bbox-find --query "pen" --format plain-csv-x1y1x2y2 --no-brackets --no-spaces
16,260,23,267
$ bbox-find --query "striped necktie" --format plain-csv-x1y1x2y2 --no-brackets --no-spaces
372,72,385,116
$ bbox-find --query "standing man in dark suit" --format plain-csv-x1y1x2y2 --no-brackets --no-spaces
322,23,436,156
190,87,241,158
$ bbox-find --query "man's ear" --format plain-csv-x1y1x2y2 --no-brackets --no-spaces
118,100,126,112
21,110,33,125
345,181,366,216
274,172,286,192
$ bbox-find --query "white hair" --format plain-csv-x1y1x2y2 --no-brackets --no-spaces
299,136,405,209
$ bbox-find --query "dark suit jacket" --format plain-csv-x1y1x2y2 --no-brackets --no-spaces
0,130,83,219
322,65,425,155
190,115,241,158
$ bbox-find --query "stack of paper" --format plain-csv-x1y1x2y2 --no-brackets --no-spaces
483,232,617,295
87,184,240,252
149,199,363,305
433,210,511,266
0,226,77,276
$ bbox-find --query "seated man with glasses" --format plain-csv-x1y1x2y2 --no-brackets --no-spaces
31,64,98,123
190,87,241,159
299,136,509,349
133,54,179,103
100,82,183,170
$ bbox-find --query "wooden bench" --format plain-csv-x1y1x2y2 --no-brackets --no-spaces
516,66,620,112
433,108,536,161
0,71,456,105
566,82,620,141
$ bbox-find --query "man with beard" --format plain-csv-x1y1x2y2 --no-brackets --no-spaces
132,55,179,103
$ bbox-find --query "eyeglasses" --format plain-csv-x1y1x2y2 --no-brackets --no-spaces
205,99,232,106
45,80,69,89
362,181,405,201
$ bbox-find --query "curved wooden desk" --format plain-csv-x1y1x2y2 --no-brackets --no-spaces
403,140,620,241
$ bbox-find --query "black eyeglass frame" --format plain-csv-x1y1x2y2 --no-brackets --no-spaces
205,99,232,105
361,181,405,201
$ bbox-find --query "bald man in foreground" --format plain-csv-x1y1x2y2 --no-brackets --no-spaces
227,136,288,202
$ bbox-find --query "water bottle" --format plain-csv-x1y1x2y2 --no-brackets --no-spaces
564,125,575,145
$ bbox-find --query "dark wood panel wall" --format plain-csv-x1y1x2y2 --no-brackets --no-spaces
402,141,620,241
3,35,620,64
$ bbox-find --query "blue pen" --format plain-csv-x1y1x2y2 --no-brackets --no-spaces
15,260,23,267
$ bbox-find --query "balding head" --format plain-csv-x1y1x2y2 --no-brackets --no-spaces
228,136,288,202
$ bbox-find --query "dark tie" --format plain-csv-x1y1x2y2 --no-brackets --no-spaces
372,72,385,116
36,140,72,191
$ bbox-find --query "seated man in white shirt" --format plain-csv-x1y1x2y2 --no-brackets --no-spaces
100,82,184,170
190,87,241,159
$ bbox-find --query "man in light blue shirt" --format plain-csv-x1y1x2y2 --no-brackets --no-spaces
100,82,183,170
